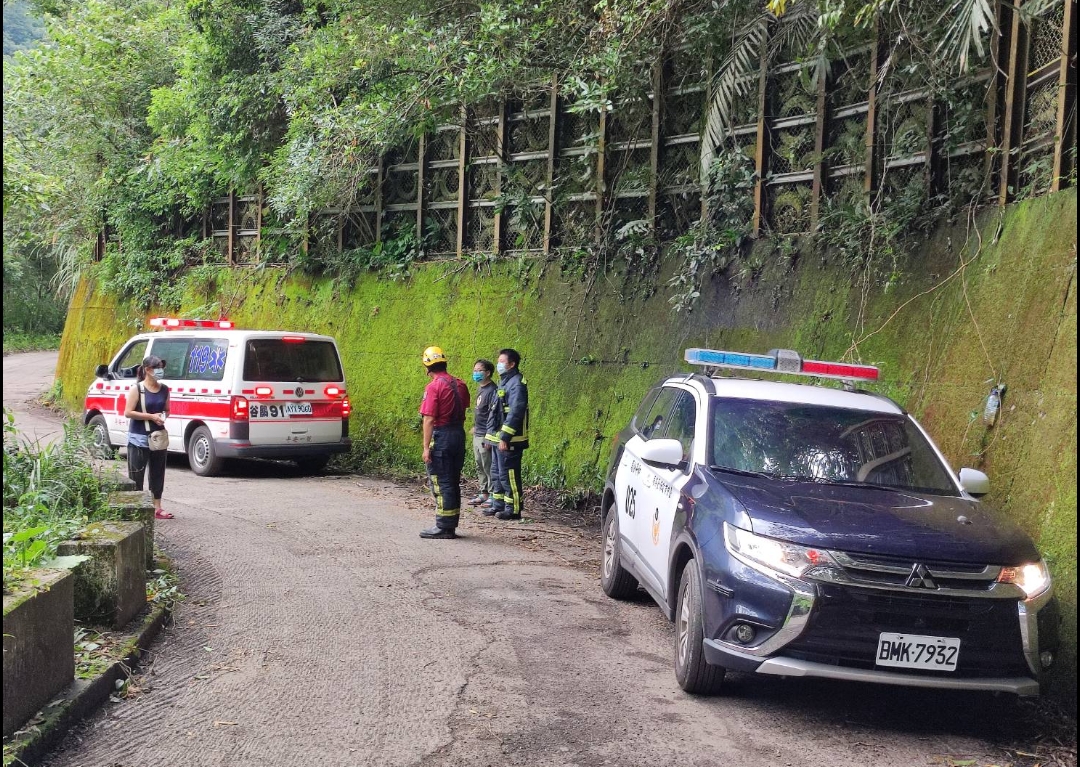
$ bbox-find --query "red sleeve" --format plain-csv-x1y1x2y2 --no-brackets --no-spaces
419,379,441,418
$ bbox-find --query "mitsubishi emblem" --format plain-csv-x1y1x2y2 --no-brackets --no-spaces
295,386,304,398
905,563,937,589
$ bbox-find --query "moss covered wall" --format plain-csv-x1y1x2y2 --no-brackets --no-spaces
58,189,1077,704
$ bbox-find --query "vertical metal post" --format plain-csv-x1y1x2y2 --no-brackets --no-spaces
416,133,427,240
493,99,508,254
752,45,770,236
256,185,263,257
227,190,236,266
811,67,829,227
375,156,385,244
864,18,883,201
596,107,608,245
543,78,559,254
1052,0,1077,191
457,107,469,256
998,0,1030,204
648,62,663,230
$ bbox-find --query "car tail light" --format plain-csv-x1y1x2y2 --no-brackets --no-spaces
282,336,306,343
231,396,249,420
324,386,342,397
254,386,273,397
341,397,351,418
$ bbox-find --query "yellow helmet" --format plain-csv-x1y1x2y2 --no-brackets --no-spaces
422,346,448,367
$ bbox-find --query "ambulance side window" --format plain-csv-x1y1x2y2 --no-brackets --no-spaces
149,338,193,380
113,340,148,378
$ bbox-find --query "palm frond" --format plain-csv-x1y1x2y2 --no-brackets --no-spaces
934,0,997,72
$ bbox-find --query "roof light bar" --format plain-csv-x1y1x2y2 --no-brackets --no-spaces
149,317,234,330
685,348,879,382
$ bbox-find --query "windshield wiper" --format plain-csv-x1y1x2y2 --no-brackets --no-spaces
779,476,903,491
709,465,775,480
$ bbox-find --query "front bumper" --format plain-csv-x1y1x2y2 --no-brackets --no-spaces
701,546,1057,696
214,438,351,460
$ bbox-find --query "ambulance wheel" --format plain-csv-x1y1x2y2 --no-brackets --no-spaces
87,415,115,459
187,425,223,477
674,559,725,695
600,504,638,600
295,455,330,474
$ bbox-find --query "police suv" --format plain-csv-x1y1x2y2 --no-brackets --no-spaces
84,317,351,476
601,348,1059,696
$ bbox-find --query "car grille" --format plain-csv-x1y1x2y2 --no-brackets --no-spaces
830,550,1001,592
782,584,1030,678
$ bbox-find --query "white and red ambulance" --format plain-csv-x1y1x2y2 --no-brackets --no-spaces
83,318,352,476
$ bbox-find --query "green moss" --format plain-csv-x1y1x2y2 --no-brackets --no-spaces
56,189,1078,705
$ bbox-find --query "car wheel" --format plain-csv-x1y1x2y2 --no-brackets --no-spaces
187,425,223,477
87,415,116,459
600,505,639,599
295,455,330,474
674,559,725,694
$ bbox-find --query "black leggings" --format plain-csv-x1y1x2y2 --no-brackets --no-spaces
128,444,167,500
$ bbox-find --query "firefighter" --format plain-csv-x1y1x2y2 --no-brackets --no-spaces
485,348,529,520
418,346,470,539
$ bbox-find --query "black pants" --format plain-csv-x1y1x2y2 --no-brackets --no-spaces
427,427,466,530
490,446,524,515
128,444,167,500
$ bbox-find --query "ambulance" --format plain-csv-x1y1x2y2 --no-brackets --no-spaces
83,318,352,476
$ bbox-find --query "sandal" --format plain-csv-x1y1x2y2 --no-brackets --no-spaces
154,509,174,519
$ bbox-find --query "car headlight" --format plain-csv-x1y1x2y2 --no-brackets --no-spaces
724,523,836,579
997,560,1052,599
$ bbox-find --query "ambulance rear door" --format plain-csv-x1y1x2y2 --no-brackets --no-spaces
240,336,347,446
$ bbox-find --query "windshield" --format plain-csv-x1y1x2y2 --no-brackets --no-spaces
243,339,343,382
709,399,958,495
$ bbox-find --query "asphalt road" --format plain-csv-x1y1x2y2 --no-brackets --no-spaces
3,352,1048,767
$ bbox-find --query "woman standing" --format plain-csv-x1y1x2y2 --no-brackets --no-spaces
123,355,173,519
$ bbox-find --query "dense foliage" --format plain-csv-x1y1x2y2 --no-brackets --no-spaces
2,0,1066,307
2,411,110,591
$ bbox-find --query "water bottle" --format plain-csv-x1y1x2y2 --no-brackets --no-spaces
983,385,1002,426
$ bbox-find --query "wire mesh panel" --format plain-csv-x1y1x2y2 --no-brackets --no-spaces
551,200,595,249
609,148,652,196
210,198,230,260
942,150,991,208
342,210,378,250
665,90,704,136
560,109,600,149
659,141,701,190
425,207,458,255
380,209,417,242
879,163,927,208
826,116,867,168
1029,1,1066,72
464,204,497,252
766,183,813,236
427,167,460,204
506,159,547,197
656,191,701,240
507,115,549,155
384,167,419,205
880,97,930,161
830,49,871,107
504,201,545,251
609,93,653,145
427,128,460,163
772,67,817,118
1019,77,1061,194
609,196,651,240
770,125,816,174
553,152,598,197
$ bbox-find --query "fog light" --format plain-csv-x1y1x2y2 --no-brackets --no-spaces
734,624,756,644
1040,651,1054,669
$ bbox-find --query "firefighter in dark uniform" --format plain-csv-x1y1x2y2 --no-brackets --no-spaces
485,348,529,520
419,346,470,539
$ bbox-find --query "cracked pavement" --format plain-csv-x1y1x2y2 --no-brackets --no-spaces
6,351,1044,767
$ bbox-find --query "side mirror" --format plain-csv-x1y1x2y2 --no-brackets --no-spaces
638,438,685,469
958,468,990,498
94,364,110,379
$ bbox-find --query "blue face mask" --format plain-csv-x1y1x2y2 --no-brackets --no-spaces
496,362,508,375
471,371,484,383
151,368,166,379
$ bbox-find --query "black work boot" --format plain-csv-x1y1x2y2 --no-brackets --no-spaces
420,526,457,539
495,511,522,521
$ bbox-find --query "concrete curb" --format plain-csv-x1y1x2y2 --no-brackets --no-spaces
4,601,171,766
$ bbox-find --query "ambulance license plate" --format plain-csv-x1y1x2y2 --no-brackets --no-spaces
875,632,960,671
284,402,313,416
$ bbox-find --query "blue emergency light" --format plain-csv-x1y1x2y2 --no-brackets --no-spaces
684,348,879,381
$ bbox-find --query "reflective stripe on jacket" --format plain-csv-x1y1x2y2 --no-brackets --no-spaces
485,368,529,448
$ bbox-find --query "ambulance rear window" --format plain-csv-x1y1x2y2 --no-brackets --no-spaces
242,339,343,382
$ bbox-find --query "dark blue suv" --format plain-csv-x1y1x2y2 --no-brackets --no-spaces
600,349,1059,696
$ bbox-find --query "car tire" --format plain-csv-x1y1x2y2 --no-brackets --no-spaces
674,559,726,695
87,414,116,459
187,425,223,477
295,455,330,474
600,505,639,599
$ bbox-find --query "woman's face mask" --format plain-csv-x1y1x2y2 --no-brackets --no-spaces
471,371,485,383
150,367,166,379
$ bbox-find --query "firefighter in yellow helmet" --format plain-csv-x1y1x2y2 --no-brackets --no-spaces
418,346,470,539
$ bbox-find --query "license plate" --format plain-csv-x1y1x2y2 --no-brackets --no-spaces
876,632,960,671
250,402,312,419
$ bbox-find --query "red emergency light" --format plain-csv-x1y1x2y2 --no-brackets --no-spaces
150,317,234,330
